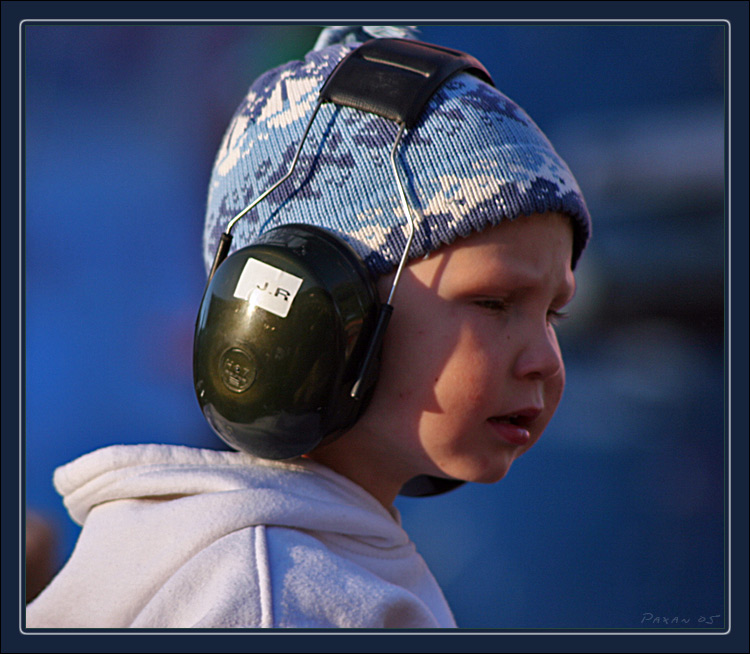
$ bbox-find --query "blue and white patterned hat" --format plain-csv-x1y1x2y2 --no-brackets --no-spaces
204,26,591,277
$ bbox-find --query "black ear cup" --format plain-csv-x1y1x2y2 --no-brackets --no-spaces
193,225,380,459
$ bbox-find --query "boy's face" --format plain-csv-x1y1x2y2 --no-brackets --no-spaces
312,212,576,503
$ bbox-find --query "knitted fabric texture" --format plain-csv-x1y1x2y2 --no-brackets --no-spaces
204,29,591,277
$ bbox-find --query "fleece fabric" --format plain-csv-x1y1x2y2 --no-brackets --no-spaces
26,444,455,629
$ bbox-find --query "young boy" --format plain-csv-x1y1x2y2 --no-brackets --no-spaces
26,26,590,628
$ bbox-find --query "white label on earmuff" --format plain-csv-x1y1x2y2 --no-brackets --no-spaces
234,258,304,318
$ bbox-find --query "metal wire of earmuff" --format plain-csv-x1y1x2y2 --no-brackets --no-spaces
385,123,416,305
207,100,325,282
347,123,416,399
225,101,325,237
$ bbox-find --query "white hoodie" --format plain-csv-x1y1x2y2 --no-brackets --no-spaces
26,444,456,629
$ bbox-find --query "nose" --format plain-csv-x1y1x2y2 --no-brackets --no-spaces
512,321,564,381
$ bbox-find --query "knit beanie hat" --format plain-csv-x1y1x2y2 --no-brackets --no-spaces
203,26,590,278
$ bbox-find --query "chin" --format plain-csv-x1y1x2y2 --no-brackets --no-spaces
440,454,516,486
471,467,513,485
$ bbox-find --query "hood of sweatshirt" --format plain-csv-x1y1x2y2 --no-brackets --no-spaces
54,444,408,551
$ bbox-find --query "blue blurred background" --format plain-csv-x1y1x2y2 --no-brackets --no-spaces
24,24,725,629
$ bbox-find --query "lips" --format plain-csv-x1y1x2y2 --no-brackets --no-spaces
487,408,542,446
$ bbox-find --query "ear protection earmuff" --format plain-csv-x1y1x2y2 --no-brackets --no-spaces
194,38,493,494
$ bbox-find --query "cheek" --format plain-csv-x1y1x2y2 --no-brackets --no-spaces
363,305,448,419
548,331,566,402
546,369,565,413
431,325,497,412
541,340,566,429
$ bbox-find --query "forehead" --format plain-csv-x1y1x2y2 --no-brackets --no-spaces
408,212,576,291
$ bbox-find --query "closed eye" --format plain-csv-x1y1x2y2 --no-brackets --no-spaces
473,299,570,326
547,309,569,326
474,299,509,314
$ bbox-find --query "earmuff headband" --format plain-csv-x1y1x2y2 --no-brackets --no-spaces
320,38,493,128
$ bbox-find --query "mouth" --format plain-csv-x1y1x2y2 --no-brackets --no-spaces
487,408,542,446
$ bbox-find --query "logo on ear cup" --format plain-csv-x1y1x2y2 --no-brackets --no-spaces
220,347,257,393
